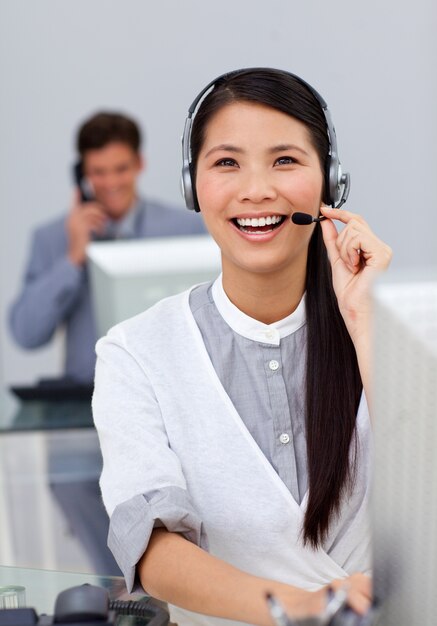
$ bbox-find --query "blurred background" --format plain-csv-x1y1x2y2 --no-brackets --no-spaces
1,0,436,386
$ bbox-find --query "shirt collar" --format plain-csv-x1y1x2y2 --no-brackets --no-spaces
104,198,140,239
211,274,306,345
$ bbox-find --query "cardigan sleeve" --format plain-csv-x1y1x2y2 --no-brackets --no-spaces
92,326,208,592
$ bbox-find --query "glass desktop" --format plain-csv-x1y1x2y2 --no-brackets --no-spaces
0,388,113,576
0,565,168,625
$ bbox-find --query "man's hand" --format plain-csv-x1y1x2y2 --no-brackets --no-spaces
67,191,108,265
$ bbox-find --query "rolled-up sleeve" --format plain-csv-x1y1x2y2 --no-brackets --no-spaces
93,325,208,592
109,486,208,591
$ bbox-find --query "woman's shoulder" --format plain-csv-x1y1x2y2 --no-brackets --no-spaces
108,289,191,342
95,287,205,373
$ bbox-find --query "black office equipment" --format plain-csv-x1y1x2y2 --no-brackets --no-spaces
10,379,94,402
0,584,168,626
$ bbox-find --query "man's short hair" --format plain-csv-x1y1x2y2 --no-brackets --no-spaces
77,112,142,156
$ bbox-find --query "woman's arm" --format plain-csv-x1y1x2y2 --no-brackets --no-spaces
138,528,371,625
319,206,392,410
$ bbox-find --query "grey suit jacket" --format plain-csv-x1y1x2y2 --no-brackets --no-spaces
9,197,206,383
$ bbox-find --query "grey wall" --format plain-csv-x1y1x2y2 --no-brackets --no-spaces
1,0,436,385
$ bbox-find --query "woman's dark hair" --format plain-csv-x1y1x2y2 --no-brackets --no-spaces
77,112,142,157
190,68,363,548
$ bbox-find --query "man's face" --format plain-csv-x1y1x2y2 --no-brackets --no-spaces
83,142,143,220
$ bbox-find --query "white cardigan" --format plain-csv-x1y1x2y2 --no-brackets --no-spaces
93,287,372,626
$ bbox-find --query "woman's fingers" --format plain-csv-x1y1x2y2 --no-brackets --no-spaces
329,573,372,615
337,227,364,273
319,212,341,265
320,205,367,226
320,206,392,273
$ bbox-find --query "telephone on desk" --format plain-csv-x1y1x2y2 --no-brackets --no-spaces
0,584,168,626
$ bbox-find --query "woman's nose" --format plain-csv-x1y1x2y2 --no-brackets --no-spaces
237,170,277,203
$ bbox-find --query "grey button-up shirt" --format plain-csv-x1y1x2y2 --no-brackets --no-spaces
190,279,308,503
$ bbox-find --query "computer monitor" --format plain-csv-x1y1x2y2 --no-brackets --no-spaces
87,235,222,338
371,272,437,625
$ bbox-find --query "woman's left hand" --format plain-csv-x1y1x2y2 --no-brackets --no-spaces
319,205,392,345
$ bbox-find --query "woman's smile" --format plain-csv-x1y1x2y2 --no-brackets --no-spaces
232,214,286,233
230,213,289,241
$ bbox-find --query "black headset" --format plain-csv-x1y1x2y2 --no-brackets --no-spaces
181,67,350,213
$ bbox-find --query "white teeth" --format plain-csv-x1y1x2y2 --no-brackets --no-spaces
236,215,283,227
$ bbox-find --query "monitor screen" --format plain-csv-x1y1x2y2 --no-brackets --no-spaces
87,235,222,338
371,272,437,624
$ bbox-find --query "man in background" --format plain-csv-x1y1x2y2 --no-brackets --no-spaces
9,111,205,384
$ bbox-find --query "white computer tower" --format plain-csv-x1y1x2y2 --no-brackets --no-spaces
372,275,437,625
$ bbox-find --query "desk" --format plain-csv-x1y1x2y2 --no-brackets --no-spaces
0,389,118,576
0,565,168,625
0,388,94,432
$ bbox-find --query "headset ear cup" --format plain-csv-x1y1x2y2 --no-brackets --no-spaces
327,155,342,208
189,162,201,212
180,169,189,208
181,164,196,211
324,156,333,206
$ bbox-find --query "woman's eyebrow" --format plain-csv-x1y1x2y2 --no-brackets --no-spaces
204,144,244,158
203,143,310,158
269,143,309,156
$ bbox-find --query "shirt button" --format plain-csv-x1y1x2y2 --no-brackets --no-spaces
265,330,275,340
269,359,279,371
279,433,290,444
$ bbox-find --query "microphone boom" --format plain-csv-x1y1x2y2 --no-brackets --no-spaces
291,212,326,225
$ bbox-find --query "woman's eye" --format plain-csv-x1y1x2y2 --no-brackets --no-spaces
275,156,296,166
215,158,238,167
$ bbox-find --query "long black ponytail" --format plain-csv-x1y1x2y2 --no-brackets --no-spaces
190,68,363,547
304,224,362,546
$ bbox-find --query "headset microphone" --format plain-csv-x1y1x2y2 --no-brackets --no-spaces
291,213,326,225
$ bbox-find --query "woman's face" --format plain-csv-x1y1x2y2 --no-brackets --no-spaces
195,101,324,281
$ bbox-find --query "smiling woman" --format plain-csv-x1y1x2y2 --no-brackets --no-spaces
92,68,392,626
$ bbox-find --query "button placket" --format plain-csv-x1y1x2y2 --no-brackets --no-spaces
261,342,300,500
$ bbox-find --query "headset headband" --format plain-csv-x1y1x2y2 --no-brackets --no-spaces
181,67,350,212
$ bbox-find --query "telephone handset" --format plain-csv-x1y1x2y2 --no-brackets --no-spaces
0,584,169,626
73,161,95,203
